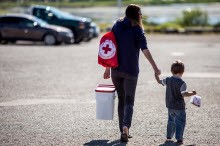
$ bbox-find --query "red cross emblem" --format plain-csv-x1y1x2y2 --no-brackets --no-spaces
102,44,112,54
99,39,116,59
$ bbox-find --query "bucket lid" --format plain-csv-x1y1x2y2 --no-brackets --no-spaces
95,84,116,93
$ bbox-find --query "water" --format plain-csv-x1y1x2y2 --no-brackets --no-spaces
13,3,220,25
142,3,220,25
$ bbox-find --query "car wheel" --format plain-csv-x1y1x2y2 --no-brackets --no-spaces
44,34,56,45
55,41,62,45
0,34,4,44
74,38,83,44
84,37,92,42
0,40,8,44
9,40,16,44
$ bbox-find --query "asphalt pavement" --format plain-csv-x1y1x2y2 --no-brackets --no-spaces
0,34,220,146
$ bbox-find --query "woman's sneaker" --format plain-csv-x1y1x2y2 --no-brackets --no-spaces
120,133,128,142
120,126,129,142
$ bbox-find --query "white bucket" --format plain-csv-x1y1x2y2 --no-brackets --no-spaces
95,84,116,120
190,95,202,107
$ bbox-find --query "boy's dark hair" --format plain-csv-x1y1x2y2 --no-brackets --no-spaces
171,60,185,74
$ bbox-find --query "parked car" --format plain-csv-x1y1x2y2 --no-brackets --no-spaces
28,5,95,43
0,13,74,45
90,22,100,38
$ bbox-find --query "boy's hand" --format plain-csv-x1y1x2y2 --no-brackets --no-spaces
192,90,197,95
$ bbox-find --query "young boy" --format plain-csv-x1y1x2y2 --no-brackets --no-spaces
155,60,196,144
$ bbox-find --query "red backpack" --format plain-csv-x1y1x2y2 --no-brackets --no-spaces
98,31,118,68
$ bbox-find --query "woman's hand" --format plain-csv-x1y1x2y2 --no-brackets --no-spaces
154,68,161,76
103,68,110,79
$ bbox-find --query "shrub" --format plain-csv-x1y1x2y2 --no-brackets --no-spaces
155,22,183,33
214,21,220,27
179,8,209,26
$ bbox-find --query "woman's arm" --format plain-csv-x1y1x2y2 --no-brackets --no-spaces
103,67,110,79
142,49,161,75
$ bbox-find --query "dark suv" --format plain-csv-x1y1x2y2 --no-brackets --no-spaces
0,13,74,45
29,5,94,43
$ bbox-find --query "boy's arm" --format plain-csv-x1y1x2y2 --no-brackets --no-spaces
180,83,197,97
182,90,197,97
142,49,161,75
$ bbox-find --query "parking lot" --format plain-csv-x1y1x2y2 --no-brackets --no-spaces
0,34,220,145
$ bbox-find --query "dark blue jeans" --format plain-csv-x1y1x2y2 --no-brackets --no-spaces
167,108,186,141
111,69,138,133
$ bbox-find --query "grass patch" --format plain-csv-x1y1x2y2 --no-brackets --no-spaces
1,0,220,9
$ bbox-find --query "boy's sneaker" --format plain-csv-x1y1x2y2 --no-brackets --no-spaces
128,134,132,138
166,137,172,141
177,140,183,145
165,138,174,144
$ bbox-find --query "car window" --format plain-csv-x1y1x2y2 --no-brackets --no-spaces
33,8,47,20
0,17,20,25
33,8,56,21
32,16,47,27
17,18,34,27
50,7,73,19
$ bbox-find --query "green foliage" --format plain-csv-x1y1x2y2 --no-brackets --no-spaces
155,22,183,32
179,8,209,26
98,22,113,32
1,0,220,9
214,22,220,27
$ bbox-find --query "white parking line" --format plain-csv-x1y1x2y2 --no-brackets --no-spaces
171,52,185,56
1,72,219,107
0,99,95,107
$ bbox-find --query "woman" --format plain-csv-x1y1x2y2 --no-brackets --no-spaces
103,4,161,142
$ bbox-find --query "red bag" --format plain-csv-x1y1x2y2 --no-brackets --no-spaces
98,31,118,68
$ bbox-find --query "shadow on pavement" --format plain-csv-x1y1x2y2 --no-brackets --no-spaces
159,140,196,146
84,139,127,146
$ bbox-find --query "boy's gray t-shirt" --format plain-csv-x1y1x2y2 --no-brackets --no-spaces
161,76,187,110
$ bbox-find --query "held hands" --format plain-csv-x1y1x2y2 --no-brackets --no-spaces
103,68,110,79
154,68,161,84
154,68,161,76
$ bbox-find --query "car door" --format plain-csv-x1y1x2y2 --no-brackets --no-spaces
0,17,24,39
18,18,44,41
33,7,58,25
